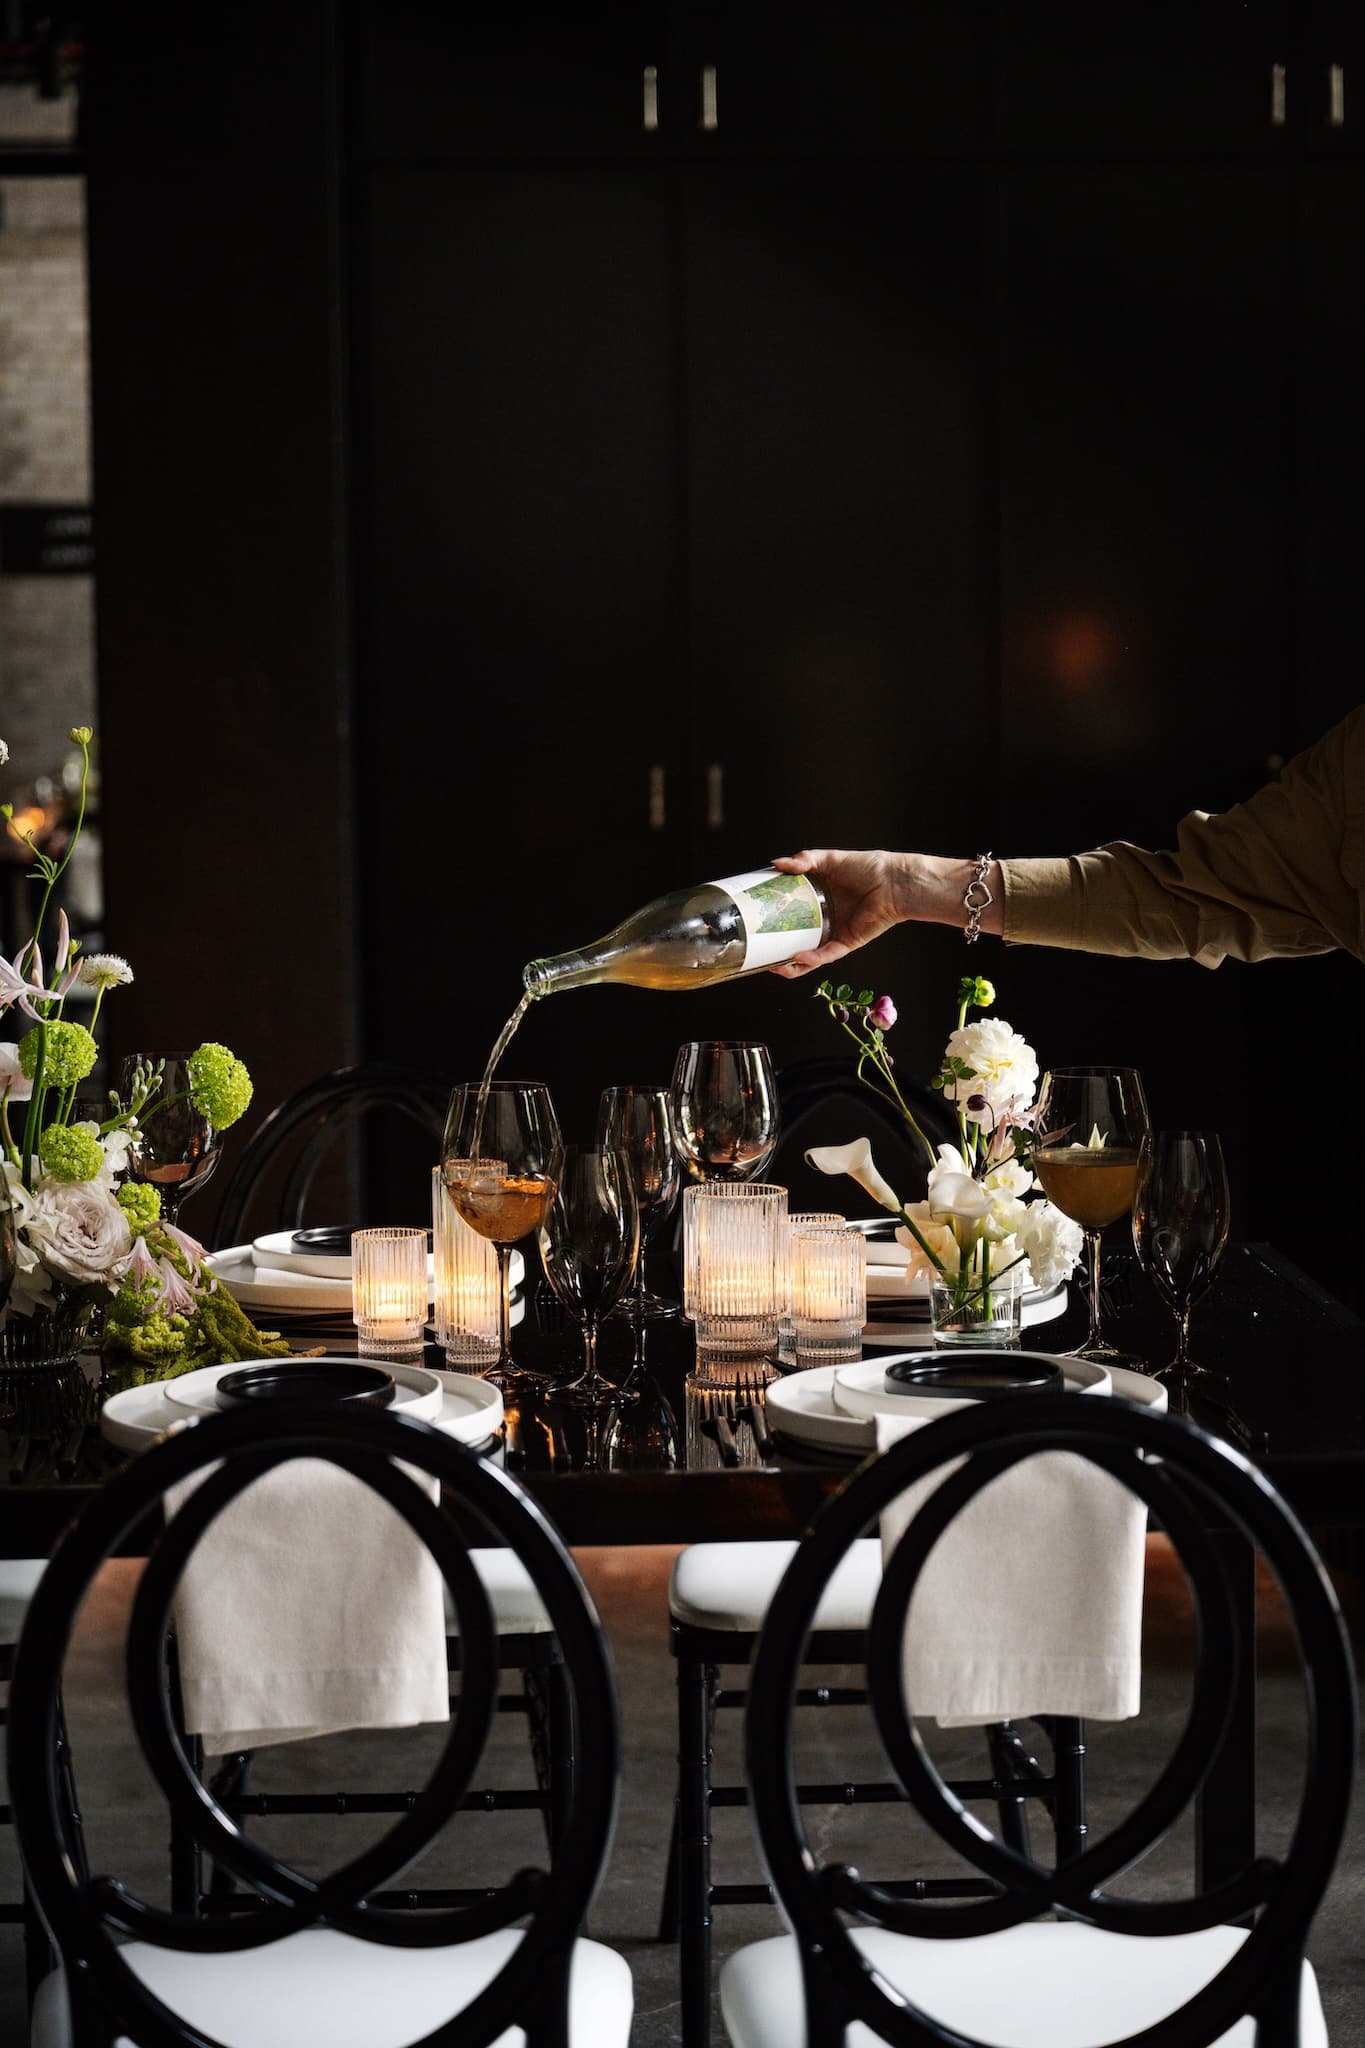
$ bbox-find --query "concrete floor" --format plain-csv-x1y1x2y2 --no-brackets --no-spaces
1,1539,1362,2044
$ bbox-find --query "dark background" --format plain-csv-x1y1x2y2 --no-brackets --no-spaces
81,4,1363,1302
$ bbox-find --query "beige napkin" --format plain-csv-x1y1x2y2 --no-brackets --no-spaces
168,1457,450,1756
875,1411,1145,1726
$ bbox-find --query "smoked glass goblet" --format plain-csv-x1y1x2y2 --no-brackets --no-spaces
121,1054,222,1228
670,1041,779,1183
1033,1066,1150,1364
443,1079,563,1386
1132,1131,1231,1381
539,1147,639,1408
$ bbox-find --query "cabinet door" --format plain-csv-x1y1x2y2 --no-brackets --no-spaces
358,167,688,1128
995,1,1291,154
1303,3,1365,156
681,161,994,1071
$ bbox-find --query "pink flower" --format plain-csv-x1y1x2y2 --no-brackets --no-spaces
867,994,898,1031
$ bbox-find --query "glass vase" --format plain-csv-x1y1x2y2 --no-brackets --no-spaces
929,1274,1022,1349
0,1296,96,1373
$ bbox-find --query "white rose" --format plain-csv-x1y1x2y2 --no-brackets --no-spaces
1016,1201,1084,1291
941,1018,1039,1123
24,1180,132,1291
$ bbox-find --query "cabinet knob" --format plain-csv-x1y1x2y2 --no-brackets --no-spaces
1270,62,1287,127
700,64,718,131
705,762,724,830
642,64,659,132
648,763,666,830
1329,63,1346,128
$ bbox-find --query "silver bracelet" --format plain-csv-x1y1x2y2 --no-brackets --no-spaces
962,852,994,944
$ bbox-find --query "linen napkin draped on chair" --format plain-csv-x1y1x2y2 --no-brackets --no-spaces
167,1457,450,1756
875,1411,1146,1727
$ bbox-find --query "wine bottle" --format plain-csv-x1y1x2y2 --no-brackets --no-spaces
523,868,830,996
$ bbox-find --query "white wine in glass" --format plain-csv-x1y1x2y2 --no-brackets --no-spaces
442,1080,563,1386
1033,1066,1150,1364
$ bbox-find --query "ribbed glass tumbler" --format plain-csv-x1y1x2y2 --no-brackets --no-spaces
683,1181,787,1378
431,1167,500,1371
351,1225,427,1357
791,1221,866,1365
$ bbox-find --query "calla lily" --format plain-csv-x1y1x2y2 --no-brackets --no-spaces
927,1172,995,1225
805,1137,902,1215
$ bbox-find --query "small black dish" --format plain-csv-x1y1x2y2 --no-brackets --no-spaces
216,1362,396,1409
884,1354,1064,1400
290,1227,356,1257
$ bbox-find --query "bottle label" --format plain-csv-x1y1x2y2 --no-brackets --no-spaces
712,869,825,971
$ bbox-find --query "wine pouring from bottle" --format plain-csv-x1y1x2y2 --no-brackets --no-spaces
523,868,831,996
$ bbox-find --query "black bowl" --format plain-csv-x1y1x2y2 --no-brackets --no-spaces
215,1361,396,1409
883,1352,1065,1400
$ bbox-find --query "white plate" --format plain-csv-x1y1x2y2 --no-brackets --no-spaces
101,1369,503,1455
249,1232,525,1293
161,1359,446,1423
862,1281,1068,1348
831,1353,1109,1422
765,1354,1165,1457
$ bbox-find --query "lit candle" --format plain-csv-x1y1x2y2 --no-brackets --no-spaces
791,1222,866,1365
683,1183,787,1372
431,1166,500,1370
352,1226,427,1355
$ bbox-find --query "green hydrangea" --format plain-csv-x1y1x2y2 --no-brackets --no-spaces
117,1181,162,1228
38,1122,104,1183
18,1020,98,1089
187,1041,253,1129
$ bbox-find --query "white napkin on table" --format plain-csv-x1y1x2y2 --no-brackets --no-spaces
167,1458,450,1757
875,1411,1146,1726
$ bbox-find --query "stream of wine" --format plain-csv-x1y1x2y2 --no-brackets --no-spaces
471,989,536,1156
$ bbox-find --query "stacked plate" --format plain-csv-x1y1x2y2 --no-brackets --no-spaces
101,1357,504,1455
765,1350,1167,1459
204,1231,526,1335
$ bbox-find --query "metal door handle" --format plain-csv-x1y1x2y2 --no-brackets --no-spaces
648,763,666,830
705,762,724,830
700,64,718,131
1329,63,1345,128
642,64,659,132
1271,62,1287,127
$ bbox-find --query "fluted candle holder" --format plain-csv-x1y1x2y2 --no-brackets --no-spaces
683,1182,787,1369
352,1226,427,1358
791,1221,866,1364
431,1167,500,1371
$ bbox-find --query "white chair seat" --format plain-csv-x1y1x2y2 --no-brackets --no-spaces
720,1922,1327,2048
669,1539,881,1634
33,1926,632,2048
0,1559,47,1645
450,1548,553,1635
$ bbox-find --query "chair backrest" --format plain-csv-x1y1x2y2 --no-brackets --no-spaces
745,1393,1357,2048
8,1404,619,2048
212,1063,449,1247
773,1056,957,1215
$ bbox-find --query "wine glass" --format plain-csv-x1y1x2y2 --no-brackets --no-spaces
1132,1131,1231,1382
442,1080,563,1385
1033,1066,1150,1364
670,1042,779,1183
597,1086,682,1326
121,1054,223,1227
539,1147,639,1408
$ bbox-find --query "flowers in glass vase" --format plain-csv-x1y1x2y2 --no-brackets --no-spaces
0,728,274,1368
806,972,1083,1324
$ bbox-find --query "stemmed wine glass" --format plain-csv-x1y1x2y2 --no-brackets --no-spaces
443,1080,563,1385
121,1054,223,1227
670,1042,779,1183
1033,1066,1150,1364
597,1086,682,1325
1132,1131,1231,1381
539,1147,640,1408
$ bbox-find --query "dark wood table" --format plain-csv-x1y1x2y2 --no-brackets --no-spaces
0,1242,1361,1555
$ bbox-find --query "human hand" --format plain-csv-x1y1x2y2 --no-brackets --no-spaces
768,849,913,977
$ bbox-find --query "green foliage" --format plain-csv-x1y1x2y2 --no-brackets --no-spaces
37,1123,103,1183
116,1182,162,1227
186,1042,253,1130
19,1020,97,1088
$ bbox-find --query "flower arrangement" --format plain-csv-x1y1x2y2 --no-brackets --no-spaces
807,973,1082,1326
0,727,283,1369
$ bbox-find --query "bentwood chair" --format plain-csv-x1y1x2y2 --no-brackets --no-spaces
8,1402,633,2048
722,1395,1355,2048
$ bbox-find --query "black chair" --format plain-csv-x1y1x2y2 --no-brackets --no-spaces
722,1394,1356,2047
9,1403,633,2047
212,1063,450,1248
771,1054,959,1215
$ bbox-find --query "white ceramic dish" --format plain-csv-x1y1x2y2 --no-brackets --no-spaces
101,1368,503,1456
765,1354,1165,1456
161,1359,446,1423
249,1232,525,1294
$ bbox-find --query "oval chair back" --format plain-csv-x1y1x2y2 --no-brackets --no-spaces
7,1404,620,2048
744,1393,1357,2048
773,1056,957,1216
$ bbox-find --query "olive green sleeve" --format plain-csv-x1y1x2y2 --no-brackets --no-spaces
997,705,1364,967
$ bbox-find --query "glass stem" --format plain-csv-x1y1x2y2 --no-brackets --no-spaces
1173,1301,1192,1370
581,1317,600,1391
495,1243,513,1364
1086,1228,1104,1351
